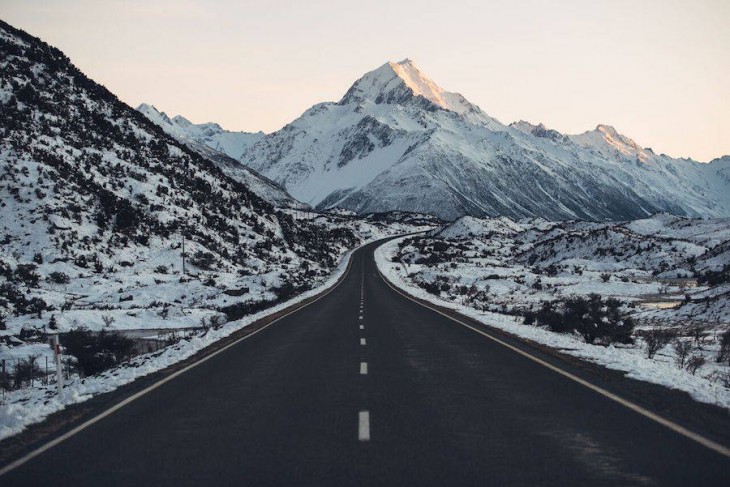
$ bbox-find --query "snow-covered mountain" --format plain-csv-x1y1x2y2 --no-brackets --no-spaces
136,104,304,209
241,59,730,221
136,103,264,160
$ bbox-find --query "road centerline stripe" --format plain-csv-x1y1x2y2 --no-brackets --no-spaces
358,411,370,441
360,362,368,375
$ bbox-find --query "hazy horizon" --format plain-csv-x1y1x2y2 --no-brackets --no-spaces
3,0,729,162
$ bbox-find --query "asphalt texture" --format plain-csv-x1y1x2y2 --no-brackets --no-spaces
1,239,729,486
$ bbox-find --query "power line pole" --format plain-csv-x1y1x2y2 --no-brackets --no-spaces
182,231,186,276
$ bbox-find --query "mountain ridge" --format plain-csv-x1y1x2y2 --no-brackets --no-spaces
239,59,729,220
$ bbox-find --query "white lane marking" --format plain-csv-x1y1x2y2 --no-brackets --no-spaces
359,324,364,330
375,257,730,459
0,241,368,478
359,316,363,320
360,362,368,375
358,411,370,441
360,338,366,346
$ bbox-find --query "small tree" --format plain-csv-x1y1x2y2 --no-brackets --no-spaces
686,355,706,375
643,329,674,359
673,339,693,369
13,355,43,388
717,330,730,365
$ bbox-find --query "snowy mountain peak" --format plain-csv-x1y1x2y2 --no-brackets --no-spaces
136,103,172,125
339,59,475,115
571,124,650,162
170,114,193,127
510,120,570,144
137,103,264,161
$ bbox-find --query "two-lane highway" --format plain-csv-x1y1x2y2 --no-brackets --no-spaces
1,239,729,485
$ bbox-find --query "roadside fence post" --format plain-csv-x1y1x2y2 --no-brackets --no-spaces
53,334,63,396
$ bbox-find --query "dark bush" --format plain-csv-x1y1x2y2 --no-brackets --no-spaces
673,339,693,368
63,328,135,377
13,355,44,388
190,250,216,270
14,264,40,287
686,355,705,375
49,271,70,284
642,329,675,359
533,295,634,345
18,326,43,342
717,330,730,365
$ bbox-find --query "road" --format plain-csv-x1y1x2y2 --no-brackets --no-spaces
1,239,729,485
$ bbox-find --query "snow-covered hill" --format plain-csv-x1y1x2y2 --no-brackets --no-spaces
241,59,730,221
136,104,304,209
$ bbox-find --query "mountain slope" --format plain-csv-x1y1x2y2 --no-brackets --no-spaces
0,19,363,331
136,103,264,160
241,59,729,221
136,104,304,209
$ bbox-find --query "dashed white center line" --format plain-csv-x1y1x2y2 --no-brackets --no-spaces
360,362,368,375
358,411,370,441
359,316,363,320
359,324,364,330
360,338,366,346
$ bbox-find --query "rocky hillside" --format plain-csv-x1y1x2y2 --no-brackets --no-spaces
0,19,367,334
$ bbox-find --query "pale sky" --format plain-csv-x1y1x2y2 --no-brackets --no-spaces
3,0,729,161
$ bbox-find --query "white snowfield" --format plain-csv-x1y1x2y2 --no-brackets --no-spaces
240,58,730,221
374,215,730,410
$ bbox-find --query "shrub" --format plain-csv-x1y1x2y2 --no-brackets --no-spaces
14,264,40,287
18,326,43,342
49,271,70,284
63,328,135,377
533,295,634,345
686,355,705,375
717,330,730,365
13,355,43,388
673,339,693,369
154,265,168,274
190,250,216,270
0,366,11,390
643,329,675,359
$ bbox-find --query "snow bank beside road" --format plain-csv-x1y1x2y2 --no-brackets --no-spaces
375,238,730,410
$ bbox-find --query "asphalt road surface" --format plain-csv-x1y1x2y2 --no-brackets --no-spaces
2,239,729,486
